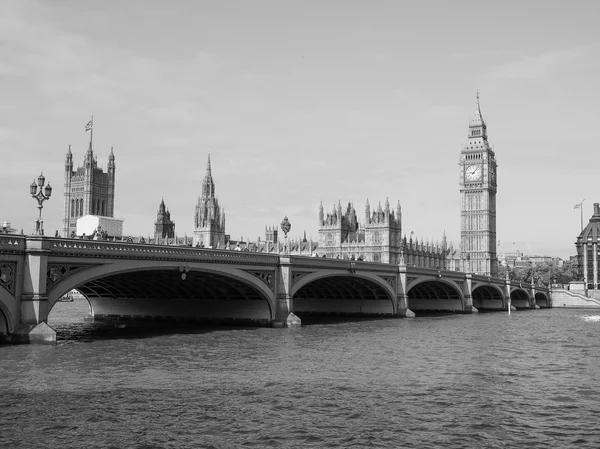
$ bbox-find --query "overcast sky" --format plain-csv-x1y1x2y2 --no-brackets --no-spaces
1,0,598,259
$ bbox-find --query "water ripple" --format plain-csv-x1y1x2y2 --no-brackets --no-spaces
1,304,600,448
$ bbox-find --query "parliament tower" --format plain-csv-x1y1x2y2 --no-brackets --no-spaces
154,199,175,239
193,155,226,248
459,93,498,276
62,142,115,237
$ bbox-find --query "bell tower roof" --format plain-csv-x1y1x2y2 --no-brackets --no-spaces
469,91,486,129
465,91,491,151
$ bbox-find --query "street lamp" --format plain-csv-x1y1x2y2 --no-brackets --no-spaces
30,172,52,235
280,215,291,254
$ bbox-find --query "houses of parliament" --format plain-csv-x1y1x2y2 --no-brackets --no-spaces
63,94,498,276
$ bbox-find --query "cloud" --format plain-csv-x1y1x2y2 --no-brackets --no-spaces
0,3,220,119
489,45,599,80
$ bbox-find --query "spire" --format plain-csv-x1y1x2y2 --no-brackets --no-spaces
319,201,324,223
469,90,487,141
108,146,115,168
65,145,73,166
202,154,215,198
384,197,390,212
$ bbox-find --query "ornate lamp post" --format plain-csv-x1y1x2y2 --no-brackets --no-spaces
280,215,291,254
30,172,52,235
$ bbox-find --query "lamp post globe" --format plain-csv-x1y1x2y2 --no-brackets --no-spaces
30,172,51,236
280,216,291,254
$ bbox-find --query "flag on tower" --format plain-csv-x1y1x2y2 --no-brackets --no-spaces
85,120,92,131
574,203,581,209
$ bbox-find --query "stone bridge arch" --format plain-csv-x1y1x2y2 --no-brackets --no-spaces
47,260,277,325
0,289,14,335
291,270,397,317
510,287,531,309
471,282,506,311
406,277,465,313
535,291,549,308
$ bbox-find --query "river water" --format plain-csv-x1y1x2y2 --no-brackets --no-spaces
1,301,599,448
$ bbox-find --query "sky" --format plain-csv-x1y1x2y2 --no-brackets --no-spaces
1,0,599,260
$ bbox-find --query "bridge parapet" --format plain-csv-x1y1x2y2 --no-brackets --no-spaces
289,255,398,274
0,235,26,254
46,238,280,265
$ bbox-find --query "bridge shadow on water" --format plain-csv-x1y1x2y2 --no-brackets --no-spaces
294,315,395,326
53,319,268,343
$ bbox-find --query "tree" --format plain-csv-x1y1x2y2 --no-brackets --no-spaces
498,259,582,286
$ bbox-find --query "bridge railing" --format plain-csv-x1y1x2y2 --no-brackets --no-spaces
0,235,26,253
45,237,280,265
289,255,399,273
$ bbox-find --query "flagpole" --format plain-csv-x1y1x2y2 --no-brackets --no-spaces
581,198,586,231
90,115,94,151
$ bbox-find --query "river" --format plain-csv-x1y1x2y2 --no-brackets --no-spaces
1,300,599,448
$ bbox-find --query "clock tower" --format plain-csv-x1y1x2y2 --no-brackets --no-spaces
459,92,498,276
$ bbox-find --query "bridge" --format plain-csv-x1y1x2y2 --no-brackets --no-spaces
0,235,551,344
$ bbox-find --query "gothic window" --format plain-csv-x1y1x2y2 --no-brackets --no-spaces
71,199,75,217
80,200,83,217
373,231,381,245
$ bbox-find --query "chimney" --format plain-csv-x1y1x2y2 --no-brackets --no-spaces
595,203,600,216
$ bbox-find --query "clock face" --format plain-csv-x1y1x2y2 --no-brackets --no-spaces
465,164,482,181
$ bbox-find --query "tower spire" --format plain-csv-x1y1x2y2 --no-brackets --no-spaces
469,91,487,141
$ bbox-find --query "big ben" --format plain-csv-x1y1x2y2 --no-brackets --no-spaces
459,92,498,276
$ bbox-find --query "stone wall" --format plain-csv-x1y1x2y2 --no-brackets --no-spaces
551,290,600,308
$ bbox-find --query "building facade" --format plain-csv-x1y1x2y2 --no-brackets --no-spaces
576,203,600,289
154,199,175,239
459,93,498,276
317,199,448,268
62,143,116,237
193,155,226,248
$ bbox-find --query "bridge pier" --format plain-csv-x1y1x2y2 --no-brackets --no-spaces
463,274,477,313
273,257,300,328
10,237,56,344
397,264,414,317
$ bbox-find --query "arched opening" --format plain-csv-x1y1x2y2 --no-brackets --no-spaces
0,308,8,337
71,269,273,325
47,289,92,339
472,285,505,311
535,292,549,308
510,289,530,309
293,275,394,318
407,280,463,314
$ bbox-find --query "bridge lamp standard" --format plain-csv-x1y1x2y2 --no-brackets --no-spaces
29,173,52,236
280,216,291,255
